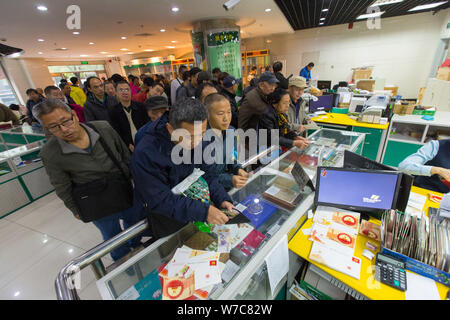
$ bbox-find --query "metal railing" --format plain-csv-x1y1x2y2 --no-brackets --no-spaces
55,145,280,300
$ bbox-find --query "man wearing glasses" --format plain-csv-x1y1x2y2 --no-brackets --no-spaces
33,99,143,262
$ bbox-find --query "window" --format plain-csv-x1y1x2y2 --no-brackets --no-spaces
0,62,19,106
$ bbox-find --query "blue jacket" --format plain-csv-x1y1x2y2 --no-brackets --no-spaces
134,118,153,146
300,66,311,82
206,125,242,191
131,112,232,230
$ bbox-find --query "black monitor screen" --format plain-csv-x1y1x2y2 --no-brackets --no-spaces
315,167,400,213
309,95,334,113
317,80,332,90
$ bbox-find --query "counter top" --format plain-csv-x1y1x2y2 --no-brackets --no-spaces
311,113,390,130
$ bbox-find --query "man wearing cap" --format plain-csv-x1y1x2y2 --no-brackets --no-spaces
287,76,310,133
134,96,170,146
238,71,279,132
220,75,240,128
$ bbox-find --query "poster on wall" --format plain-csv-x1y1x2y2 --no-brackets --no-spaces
191,31,206,70
207,31,241,79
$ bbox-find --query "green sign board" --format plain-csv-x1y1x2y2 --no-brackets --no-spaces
80,61,89,65
207,31,241,79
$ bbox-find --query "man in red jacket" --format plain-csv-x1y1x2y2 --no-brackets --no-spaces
44,85,85,123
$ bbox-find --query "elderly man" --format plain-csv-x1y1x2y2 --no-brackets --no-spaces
33,98,143,261
238,72,279,131
287,76,310,133
131,97,234,239
44,85,85,123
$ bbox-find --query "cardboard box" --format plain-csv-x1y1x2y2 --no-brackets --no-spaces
393,102,415,115
417,87,426,105
436,67,450,81
353,68,372,80
356,79,375,91
384,86,398,97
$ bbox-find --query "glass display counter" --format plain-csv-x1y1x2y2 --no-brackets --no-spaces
0,125,46,151
95,128,365,301
0,140,54,219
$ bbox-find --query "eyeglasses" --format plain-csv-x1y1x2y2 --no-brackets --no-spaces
47,114,74,132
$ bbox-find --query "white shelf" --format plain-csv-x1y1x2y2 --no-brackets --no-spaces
387,134,424,145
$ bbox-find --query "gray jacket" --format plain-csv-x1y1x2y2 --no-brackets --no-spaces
40,121,131,216
83,92,118,123
287,98,308,132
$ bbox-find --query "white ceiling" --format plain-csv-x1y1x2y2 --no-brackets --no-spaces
0,0,293,60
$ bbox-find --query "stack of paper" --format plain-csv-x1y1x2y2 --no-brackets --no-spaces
159,246,225,300
308,206,362,279
405,192,427,217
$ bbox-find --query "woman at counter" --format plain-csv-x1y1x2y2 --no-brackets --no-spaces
259,87,309,151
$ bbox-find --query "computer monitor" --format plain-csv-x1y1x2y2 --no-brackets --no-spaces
317,80,332,91
314,166,402,218
343,150,412,212
308,95,334,113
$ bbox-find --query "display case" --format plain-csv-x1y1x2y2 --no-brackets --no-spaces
95,128,365,301
0,140,54,219
0,125,46,151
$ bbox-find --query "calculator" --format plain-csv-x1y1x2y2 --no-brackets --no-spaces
374,253,407,291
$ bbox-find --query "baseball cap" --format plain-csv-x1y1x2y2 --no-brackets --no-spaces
144,95,169,110
223,75,241,88
289,76,307,89
258,72,279,84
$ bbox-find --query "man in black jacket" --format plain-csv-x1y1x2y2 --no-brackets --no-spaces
273,61,290,90
109,80,149,153
176,67,201,100
220,75,240,128
84,76,118,123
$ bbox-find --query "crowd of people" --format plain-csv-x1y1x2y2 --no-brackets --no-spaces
2,62,314,262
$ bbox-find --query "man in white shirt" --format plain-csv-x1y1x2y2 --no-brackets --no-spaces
170,65,188,106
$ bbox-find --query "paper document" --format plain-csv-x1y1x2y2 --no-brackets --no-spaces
405,271,440,300
265,235,289,297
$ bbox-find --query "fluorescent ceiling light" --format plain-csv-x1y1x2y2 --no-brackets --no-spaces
369,0,404,6
357,11,385,19
36,5,48,11
408,1,447,11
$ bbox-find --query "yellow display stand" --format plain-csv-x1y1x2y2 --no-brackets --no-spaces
288,186,448,300
311,113,389,130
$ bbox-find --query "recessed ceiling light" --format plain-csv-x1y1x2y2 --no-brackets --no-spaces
357,11,385,19
73,31,80,35
127,52,134,55
38,52,43,54
144,49,154,52
265,8,272,12
120,48,129,51
172,7,179,12
266,39,272,43
408,2,447,12
61,48,67,50
319,22,325,25
100,51,108,54
121,36,127,40
89,42,94,45
166,46,175,49
171,40,177,43
14,291,20,297
36,5,48,11
320,18,325,21
80,54,88,57
369,0,404,6
68,249,74,254
37,38,45,42
160,29,166,32
322,8,329,12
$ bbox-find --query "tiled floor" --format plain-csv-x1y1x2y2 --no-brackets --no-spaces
0,192,111,300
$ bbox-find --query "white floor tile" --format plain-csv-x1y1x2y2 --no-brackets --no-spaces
0,243,96,300
0,225,61,289
63,222,104,251
79,279,102,300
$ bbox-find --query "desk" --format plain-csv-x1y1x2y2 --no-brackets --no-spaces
310,113,389,162
288,186,449,300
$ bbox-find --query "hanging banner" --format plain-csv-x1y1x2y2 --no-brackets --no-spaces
207,31,241,79
191,31,206,70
